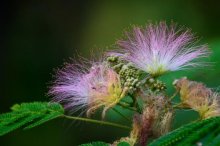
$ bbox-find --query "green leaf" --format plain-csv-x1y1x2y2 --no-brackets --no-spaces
79,141,109,146
79,141,130,146
148,117,220,146
117,141,130,146
0,102,64,136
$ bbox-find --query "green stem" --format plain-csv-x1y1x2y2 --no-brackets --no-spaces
172,103,192,111
62,115,131,130
117,102,139,113
121,100,132,104
130,94,142,114
170,91,178,100
172,102,184,109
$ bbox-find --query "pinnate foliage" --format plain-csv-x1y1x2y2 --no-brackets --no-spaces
2,102,220,146
148,116,220,146
79,142,109,146
80,141,130,146
0,102,64,136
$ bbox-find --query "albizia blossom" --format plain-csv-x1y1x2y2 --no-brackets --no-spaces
114,22,210,76
174,77,220,119
49,62,127,118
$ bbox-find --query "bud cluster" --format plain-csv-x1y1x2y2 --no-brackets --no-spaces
144,78,166,92
139,78,166,97
107,55,142,94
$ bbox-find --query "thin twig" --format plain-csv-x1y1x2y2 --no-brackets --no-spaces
170,91,178,100
62,115,131,130
172,102,183,109
117,102,139,113
129,94,142,114
173,103,192,111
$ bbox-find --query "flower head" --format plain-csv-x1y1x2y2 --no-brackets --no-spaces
49,61,127,118
174,77,220,119
113,22,210,76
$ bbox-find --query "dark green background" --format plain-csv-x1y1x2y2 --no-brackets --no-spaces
1,0,220,145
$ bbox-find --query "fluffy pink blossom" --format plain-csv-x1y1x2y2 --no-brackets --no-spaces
113,22,210,76
49,62,127,117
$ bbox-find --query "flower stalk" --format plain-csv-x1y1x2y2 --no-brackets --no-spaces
62,115,131,130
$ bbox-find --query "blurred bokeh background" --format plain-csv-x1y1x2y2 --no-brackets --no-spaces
1,0,220,145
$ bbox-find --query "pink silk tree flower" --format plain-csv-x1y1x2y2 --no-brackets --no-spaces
114,22,210,76
49,62,127,118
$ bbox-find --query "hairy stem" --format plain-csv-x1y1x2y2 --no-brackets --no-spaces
117,102,141,113
62,115,131,130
